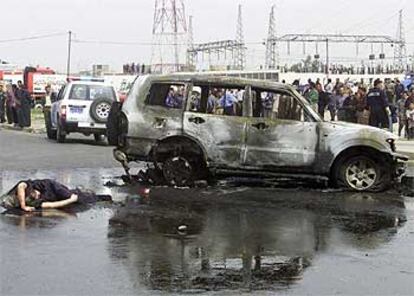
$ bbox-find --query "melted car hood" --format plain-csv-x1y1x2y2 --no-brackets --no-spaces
322,121,396,140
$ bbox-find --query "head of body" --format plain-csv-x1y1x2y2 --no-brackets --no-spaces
409,103,414,111
12,84,18,93
0,84,3,93
17,80,23,89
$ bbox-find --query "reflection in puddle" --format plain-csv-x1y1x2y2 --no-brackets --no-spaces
108,188,406,293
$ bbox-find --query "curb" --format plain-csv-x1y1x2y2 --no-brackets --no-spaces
0,124,46,134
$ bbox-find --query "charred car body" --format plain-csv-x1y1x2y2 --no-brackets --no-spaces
108,74,408,191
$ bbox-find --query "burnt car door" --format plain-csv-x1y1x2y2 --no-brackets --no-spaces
183,83,250,168
243,88,319,172
137,82,188,142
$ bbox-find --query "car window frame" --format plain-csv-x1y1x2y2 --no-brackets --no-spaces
186,83,251,118
250,87,318,123
145,81,189,110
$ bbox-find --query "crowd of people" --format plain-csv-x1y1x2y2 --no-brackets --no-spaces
300,77,414,139
122,63,147,75
0,80,33,128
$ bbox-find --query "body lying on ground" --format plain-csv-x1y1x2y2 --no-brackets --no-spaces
0,179,111,212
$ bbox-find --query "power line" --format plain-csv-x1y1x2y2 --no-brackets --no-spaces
0,32,66,43
72,38,263,46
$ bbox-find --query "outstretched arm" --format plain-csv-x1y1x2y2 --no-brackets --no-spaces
41,194,78,209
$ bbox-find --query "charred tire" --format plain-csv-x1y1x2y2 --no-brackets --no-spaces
162,156,195,187
90,98,113,124
106,101,121,146
334,153,391,192
44,109,57,140
56,118,66,143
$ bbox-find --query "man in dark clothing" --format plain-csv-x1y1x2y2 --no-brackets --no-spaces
342,95,357,123
366,79,389,129
0,84,6,123
1,179,111,212
316,83,329,118
16,82,32,127
395,78,405,102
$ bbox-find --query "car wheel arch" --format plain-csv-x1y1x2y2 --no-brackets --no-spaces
150,135,208,165
329,145,392,179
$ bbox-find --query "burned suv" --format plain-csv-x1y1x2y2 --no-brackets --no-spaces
109,74,408,191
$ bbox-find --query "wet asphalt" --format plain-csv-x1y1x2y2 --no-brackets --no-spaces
1,130,414,295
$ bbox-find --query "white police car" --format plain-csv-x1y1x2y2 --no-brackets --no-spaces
44,78,117,143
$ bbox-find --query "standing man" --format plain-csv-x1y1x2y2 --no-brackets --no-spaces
366,79,389,129
305,82,319,112
396,91,408,138
0,84,6,123
16,81,32,127
316,82,329,118
395,78,405,103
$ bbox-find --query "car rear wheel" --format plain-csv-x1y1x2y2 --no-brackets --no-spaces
336,154,390,192
162,156,195,187
44,108,57,140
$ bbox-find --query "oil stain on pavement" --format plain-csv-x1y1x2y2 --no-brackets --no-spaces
1,168,414,295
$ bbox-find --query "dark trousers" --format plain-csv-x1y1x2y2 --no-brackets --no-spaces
0,98,5,123
6,105,14,124
318,104,326,118
398,119,406,137
328,105,336,121
20,101,31,127
12,107,20,125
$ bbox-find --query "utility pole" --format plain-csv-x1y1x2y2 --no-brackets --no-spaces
325,38,329,77
186,15,195,71
265,5,277,69
394,9,407,72
66,30,72,78
234,4,246,70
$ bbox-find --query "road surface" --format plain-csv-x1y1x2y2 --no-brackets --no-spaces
1,130,413,295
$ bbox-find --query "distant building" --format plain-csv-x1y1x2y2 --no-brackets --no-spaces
92,64,110,77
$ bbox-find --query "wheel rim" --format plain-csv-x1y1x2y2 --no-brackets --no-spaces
96,103,111,119
163,157,192,186
345,159,377,190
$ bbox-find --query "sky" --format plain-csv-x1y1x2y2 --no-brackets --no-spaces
0,0,413,73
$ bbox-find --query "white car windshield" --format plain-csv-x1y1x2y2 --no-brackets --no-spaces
69,84,116,101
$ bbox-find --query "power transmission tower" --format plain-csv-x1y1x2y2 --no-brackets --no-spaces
234,4,246,70
151,0,188,74
186,15,195,71
265,5,278,69
394,9,407,72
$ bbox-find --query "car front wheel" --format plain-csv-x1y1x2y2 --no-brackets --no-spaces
336,154,390,192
